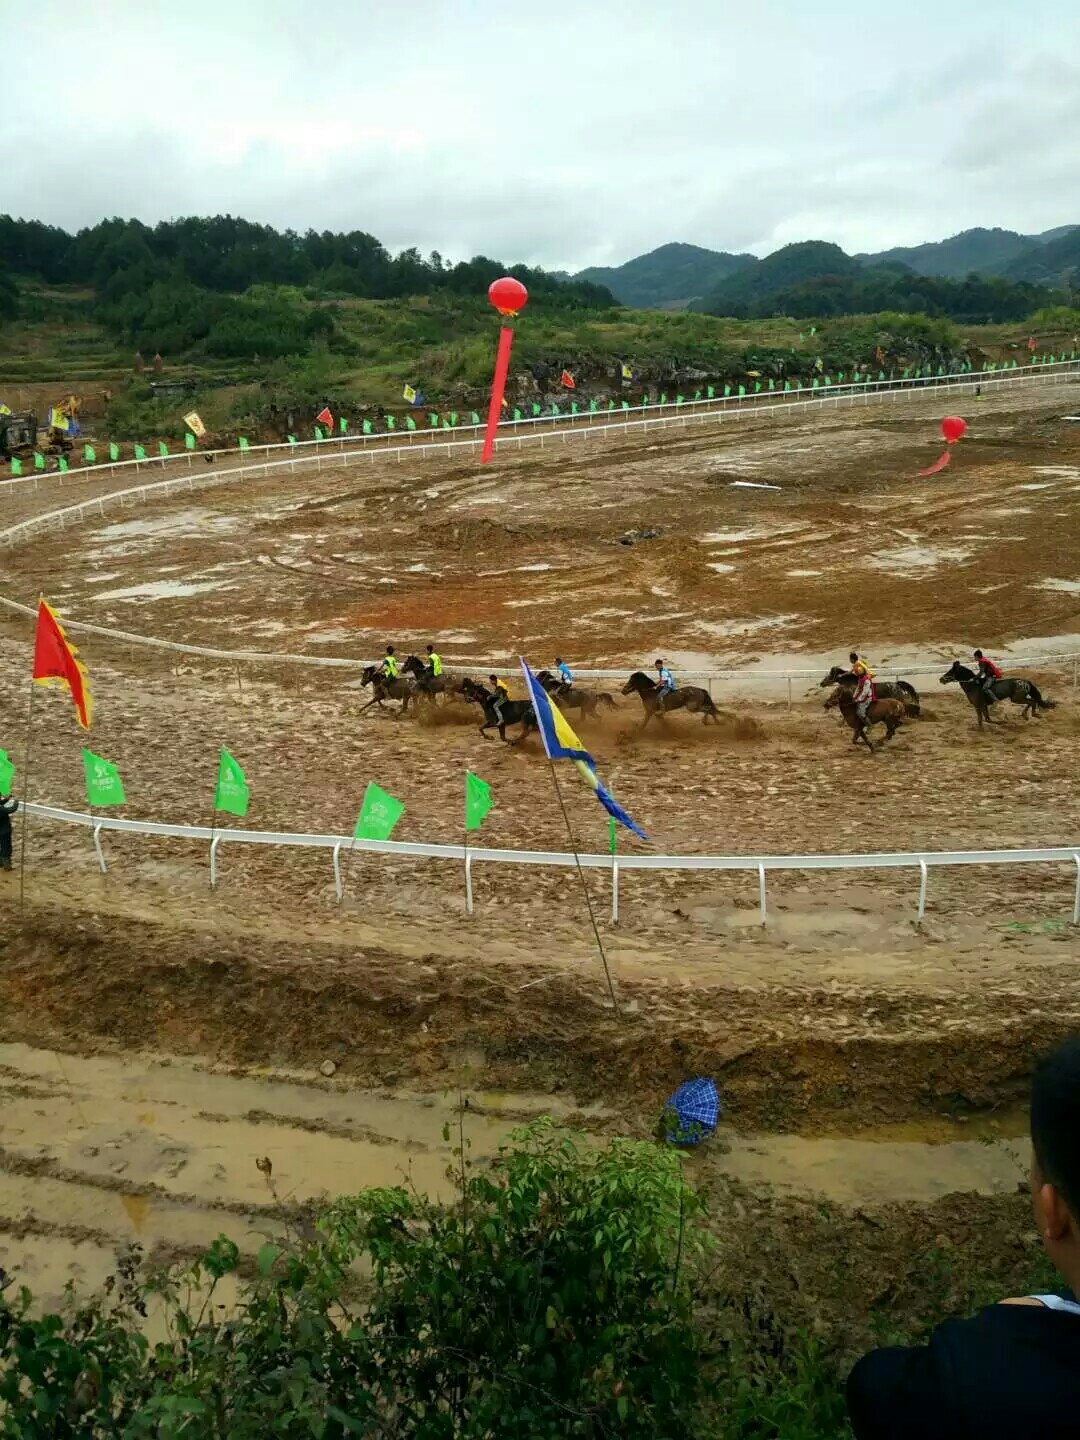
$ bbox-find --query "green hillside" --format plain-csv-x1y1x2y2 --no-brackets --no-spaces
575,242,754,309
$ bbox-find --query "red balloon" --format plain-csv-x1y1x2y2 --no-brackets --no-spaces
941,415,966,445
488,276,528,317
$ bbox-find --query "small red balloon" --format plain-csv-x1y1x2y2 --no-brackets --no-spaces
488,276,528,317
941,415,966,445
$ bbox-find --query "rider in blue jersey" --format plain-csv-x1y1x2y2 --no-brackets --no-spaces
555,656,573,686
655,658,676,703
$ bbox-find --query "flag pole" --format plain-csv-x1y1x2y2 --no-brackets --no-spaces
18,683,37,910
208,747,220,889
546,759,619,1015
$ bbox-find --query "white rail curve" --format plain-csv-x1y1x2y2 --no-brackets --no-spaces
1,360,1079,686
23,803,1080,929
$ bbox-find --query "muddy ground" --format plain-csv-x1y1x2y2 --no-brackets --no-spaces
0,378,1077,1326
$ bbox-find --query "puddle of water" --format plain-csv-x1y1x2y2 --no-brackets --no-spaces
991,507,1032,516
786,569,822,577
694,615,800,639
869,545,971,574
1035,578,1080,595
93,579,231,602
699,524,802,544
706,562,736,574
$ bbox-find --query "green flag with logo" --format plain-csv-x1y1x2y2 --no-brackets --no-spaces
589,398,598,413
550,403,559,415
754,381,761,393
0,749,14,794
693,389,701,401
362,419,372,435
33,451,45,470
571,401,578,414
185,432,195,450
84,444,96,463
406,415,416,430
133,443,146,460
707,386,714,399
532,403,541,417
239,435,251,449
313,427,323,441
110,442,120,460
214,748,249,818
387,415,395,430
82,748,126,807
471,411,480,425
158,441,169,458
738,385,745,397
659,392,667,405
513,408,522,421
10,457,21,477
354,782,404,841
58,455,69,472
450,411,457,427
465,771,492,832
288,433,297,446
723,385,731,397
429,413,439,428
340,416,348,433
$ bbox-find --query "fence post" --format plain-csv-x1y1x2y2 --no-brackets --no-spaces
758,864,767,925
465,850,474,915
333,842,344,902
611,858,619,925
209,834,222,889
917,859,928,924
787,677,792,711
92,822,107,874
1073,854,1080,926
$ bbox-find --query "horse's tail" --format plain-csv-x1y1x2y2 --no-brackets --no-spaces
896,681,921,717
703,690,720,716
1028,681,1056,710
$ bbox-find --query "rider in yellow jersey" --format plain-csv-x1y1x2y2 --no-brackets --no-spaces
489,673,510,726
848,651,875,722
381,645,399,680
426,643,443,680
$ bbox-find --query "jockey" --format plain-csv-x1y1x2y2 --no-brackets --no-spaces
973,648,1002,703
425,643,443,681
655,659,676,703
848,650,874,682
489,673,510,725
555,656,573,687
850,652,875,722
381,645,399,680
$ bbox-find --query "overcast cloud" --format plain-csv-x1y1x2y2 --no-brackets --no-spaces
3,0,1079,270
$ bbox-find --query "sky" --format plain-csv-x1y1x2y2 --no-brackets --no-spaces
4,0,1080,272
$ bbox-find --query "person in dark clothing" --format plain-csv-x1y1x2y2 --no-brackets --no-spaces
847,1035,1080,1439
0,794,18,871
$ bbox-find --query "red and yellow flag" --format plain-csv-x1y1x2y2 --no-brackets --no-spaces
32,599,92,729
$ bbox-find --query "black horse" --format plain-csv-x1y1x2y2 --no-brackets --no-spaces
401,654,468,702
940,661,1056,728
461,678,537,743
819,667,920,716
621,672,720,728
535,670,618,719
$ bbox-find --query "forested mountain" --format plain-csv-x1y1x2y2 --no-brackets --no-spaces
1005,226,1080,287
575,242,753,309
858,226,1076,279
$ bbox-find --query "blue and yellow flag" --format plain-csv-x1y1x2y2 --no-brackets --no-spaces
520,660,647,840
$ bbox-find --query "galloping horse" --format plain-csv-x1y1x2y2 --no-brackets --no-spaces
823,680,912,751
819,666,920,716
939,661,1056,728
621,672,720,728
535,670,618,719
461,678,537,743
359,664,415,716
401,654,468,702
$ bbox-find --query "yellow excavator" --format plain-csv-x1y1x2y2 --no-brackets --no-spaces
44,395,80,453
0,408,38,460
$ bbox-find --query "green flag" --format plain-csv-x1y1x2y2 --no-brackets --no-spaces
239,435,250,449
513,407,522,421
58,455,69,472
10,457,22,477
693,389,701,401
158,441,169,458
288,433,297,446
465,771,492,832
83,444,96,463
354,782,404,841
784,381,791,391
33,451,44,470
641,394,648,407
532,403,541,417
707,385,715,399
607,399,615,410
589,399,598,413
754,381,761,393
185,432,195,450
723,385,731,397
550,403,559,415
659,392,666,405
738,385,745,397
214,748,249,818
878,370,885,381
0,749,13,794
340,416,348,433
313,426,323,441
838,372,845,383
798,332,805,342
387,415,395,430
609,816,617,855
82,748,126,807
471,411,480,425
450,411,457,427
768,378,775,390
571,401,579,414
442,418,450,429
621,399,629,410
809,326,817,336
110,441,120,460
362,419,372,435
429,413,439,427
406,415,416,430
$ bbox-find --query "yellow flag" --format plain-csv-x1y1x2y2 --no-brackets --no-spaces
402,384,417,404
183,410,206,437
621,363,632,380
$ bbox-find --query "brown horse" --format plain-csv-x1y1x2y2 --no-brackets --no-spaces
460,678,537,743
819,666,920,716
402,654,469,702
823,682,910,751
535,670,618,719
359,664,415,716
621,671,719,728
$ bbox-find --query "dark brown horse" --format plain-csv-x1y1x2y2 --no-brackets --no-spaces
621,671,719,728
402,654,468,702
819,666,920,716
823,682,910,751
535,670,618,719
939,661,1056,728
461,677,537,743
359,664,415,716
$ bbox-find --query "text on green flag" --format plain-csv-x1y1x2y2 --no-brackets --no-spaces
354,782,404,842
215,748,249,818
0,749,14,794
465,771,493,833
82,748,126,807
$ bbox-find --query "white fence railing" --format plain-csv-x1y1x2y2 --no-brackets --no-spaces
23,802,1080,928
4,357,1079,504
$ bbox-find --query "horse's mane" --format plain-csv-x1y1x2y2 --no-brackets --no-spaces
627,670,653,684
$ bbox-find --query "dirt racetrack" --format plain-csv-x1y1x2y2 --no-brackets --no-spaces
1,376,1078,1318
